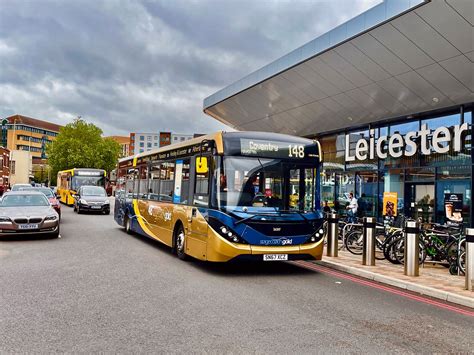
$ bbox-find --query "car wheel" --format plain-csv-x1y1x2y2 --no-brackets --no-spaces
104,209,110,215
77,206,82,214
175,225,188,260
51,228,60,239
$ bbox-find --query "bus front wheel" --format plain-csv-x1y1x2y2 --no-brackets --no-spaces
175,225,188,260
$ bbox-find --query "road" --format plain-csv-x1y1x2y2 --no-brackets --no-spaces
1,200,472,353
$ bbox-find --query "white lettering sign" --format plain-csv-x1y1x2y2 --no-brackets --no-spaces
345,123,469,161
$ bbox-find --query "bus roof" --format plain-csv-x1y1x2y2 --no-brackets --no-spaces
120,131,320,166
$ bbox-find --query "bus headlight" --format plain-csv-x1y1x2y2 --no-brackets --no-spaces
208,219,246,244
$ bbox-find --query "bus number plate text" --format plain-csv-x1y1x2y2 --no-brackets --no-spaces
263,254,288,261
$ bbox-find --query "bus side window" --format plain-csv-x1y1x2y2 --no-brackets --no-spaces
194,156,210,207
159,161,175,202
138,165,148,199
148,163,160,200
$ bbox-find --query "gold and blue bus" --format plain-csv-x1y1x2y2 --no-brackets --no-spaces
114,131,324,262
57,168,106,205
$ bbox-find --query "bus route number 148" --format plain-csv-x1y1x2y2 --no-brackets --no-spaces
288,144,305,158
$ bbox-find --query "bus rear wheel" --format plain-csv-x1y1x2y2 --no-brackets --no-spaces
175,225,188,260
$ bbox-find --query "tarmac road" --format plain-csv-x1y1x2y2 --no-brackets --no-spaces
1,201,472,353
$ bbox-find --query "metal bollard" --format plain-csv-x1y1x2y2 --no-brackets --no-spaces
362,217,376,266
465,228,474,291
326,213,338,257
404,220,420,277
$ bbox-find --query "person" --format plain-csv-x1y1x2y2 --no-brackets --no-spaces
323,201,331,214
346,192,358,223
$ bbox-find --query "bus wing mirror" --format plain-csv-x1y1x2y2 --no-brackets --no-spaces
196,157,208,174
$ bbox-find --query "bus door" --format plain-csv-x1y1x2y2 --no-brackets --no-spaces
185,156,210,260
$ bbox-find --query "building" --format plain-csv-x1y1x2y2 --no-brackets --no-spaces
0,147,10,192
4,114,62,159
171,133,195,144
204,0,473,225
107,136,130,157
9,150,33,185
129,131,205,153
159,132,172,147
129,132,160,155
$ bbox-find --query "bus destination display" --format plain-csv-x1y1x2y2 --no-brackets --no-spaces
240,138,319,160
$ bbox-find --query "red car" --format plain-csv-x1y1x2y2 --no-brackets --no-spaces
38,188,61,218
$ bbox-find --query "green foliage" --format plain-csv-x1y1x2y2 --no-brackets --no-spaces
47,118,122,178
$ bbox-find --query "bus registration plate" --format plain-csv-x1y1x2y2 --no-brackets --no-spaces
263,254,288,261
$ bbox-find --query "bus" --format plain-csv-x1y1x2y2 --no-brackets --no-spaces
114,131,325,262
57,168,106,205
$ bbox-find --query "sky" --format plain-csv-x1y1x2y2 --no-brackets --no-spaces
0,0,381,136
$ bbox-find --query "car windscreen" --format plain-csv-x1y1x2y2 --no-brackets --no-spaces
38,188,54,198
11,185,32,191
1,194,50,207
81,186,106,197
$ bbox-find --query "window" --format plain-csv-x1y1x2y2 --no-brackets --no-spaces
154,143,158,147
147,142,152,148
174,137,178,141
154,136,158,140
174,159,190,204
140,135,144,141
140,142,144,148
147,136,151,141
139,149,144,153
159,161,175,201
180,137,185,141
194,157,210,206
10,161,15,174
148,163,160,200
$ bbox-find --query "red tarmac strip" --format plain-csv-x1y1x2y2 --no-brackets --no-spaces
293,260,474,317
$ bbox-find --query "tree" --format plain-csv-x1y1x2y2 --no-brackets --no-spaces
47,118,122,180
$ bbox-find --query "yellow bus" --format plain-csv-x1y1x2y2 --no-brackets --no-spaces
114,131,324,262
57,168,106,205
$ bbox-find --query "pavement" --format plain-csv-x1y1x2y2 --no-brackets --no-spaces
0,201,473,353
315,250,474,309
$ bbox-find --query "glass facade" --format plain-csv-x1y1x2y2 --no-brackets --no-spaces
318,107,473,225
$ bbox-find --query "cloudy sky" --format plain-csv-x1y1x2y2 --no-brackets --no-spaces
0,0,380,136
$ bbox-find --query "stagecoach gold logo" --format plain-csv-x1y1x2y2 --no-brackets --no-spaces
164,212,172,221
260,238,293,246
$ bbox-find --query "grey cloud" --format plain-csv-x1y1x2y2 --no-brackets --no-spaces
0,0,380,136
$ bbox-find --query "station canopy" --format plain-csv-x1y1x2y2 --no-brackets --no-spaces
203,0,473,136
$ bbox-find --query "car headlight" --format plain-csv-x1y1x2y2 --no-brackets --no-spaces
45,215,58,221
104,200,110,205
0,216,11,223
79,199,88,205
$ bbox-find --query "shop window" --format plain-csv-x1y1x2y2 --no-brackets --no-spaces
380,169,404,218
404,167,435,182
356,172,378,217
436,165,471,224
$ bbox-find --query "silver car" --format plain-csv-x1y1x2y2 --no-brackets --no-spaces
0,191,60,238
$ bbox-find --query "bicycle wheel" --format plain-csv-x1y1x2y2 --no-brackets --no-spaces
375,231,386,260
458,240,466,274
384,232,403,264
345,230,363,255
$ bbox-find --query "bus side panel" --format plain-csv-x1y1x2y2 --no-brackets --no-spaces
132,199,174,248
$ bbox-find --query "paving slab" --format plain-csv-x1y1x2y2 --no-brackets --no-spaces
314,250,473,309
